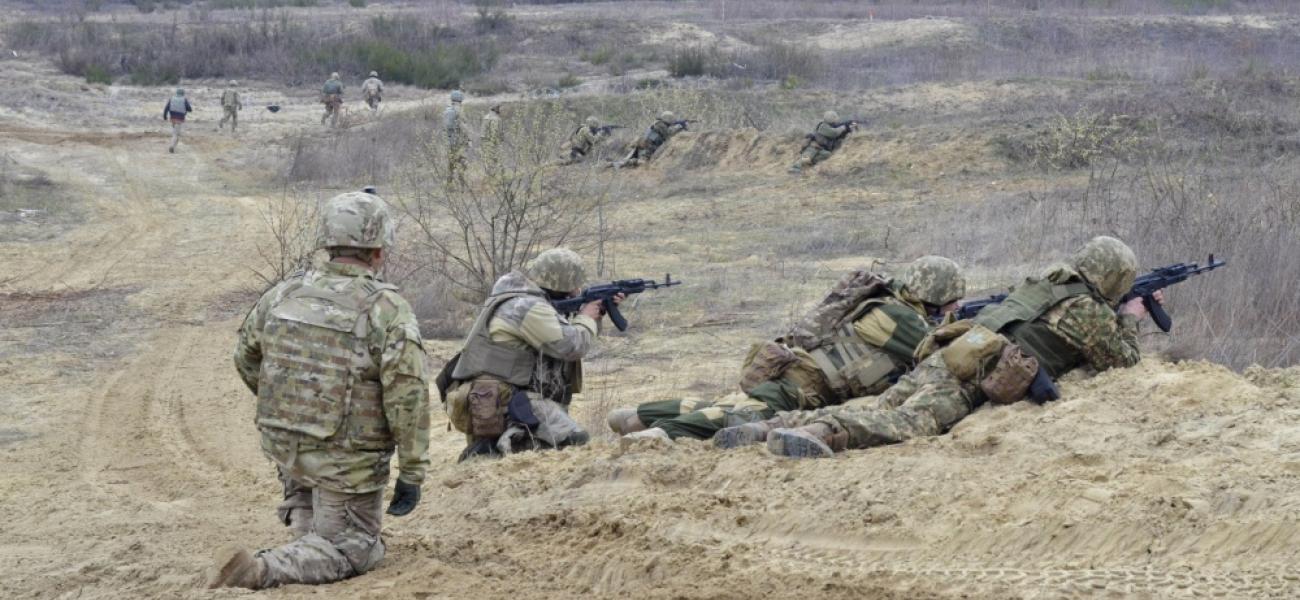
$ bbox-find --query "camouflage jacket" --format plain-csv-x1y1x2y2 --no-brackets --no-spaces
568,125,602,156
361,77,384,97
487,270,598,403
234,261,431,494
812,121,851,151
1035,265,1142,373
220,90,241,109
444,104,464,146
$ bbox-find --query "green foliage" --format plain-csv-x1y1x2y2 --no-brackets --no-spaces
668,47,710,78
779,75,800,90
634,78,662,90
83,64,111,85
557,73,581,89
322,40,497,90
349,0,366,7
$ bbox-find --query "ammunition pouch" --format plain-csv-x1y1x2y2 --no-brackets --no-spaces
466,379,513,438
937,322,1006,382
979,344,1038,405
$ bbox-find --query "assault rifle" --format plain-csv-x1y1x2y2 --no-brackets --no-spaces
828,118,865,130
595,124,624,135
954,254,1228,330
550,274,682,331
670,119,698,130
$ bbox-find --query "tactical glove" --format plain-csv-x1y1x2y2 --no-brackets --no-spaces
386,480,421,517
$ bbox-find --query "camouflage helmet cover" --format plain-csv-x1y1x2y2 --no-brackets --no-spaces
658,110,675,122
450,89,465,102
369,70,378,77
898,255,966,306
317,191,394,250
1072,235,1137,304
525,248,586,292
823,110,839,122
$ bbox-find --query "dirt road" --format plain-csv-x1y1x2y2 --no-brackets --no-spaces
2,61,1299,600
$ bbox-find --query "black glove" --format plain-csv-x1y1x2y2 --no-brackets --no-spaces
386,480,421,516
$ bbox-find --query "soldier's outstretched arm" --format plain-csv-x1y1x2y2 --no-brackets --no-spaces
513,301,599,361
373,293,431,487
1054,296,1142,372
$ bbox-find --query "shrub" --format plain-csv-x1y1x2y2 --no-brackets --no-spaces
83,64,111,84
349,0,367,7
668,47,710,78
557,73,581,89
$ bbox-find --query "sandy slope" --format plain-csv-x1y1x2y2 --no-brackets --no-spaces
1,59,1299,600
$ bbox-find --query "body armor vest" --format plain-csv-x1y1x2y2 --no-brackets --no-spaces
806,297,905,400
451,291,539,387
168,96,187,114
256,275,397,451
974,278,1093,378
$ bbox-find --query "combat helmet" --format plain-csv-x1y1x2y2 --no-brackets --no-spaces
585,116,600,128
330,72,340,79
658,111,675,122
369,71,378,78
450,90,465,103
524,248,586,292
823,110,839,123
317,191,394,250
229,80,237,86
1072,236,1137,304
898,255,965,306
175,88,186,96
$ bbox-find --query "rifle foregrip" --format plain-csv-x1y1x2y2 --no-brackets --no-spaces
1147,296,1172,332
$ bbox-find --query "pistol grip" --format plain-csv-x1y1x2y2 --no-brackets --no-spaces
1146,296,1172,332
606,298,628,331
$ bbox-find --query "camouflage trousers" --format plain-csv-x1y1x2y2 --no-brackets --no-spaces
766,352,982,451
321,96,342,127
364,93,381,111
790,145,832,172
637,379,804,440
168,121,184,152
219,106,238,131
256,477,386,588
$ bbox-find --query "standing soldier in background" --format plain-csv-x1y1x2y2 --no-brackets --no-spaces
559,116,609,165
722,236,1157,459
361,71,384,113
789,110,856,174
163,87,193,154
441,248,622,461
610,257,965,443
444,90,467,181
480,104,503,173
218,80,242,133
615,111,689,168
321,72,344,128
212,191,430,589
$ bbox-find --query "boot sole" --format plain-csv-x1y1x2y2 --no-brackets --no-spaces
767,429,833,459
713,426,766,449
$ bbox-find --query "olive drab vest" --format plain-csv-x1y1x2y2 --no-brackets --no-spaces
973,278,1093,378
168,96,187,114
806,297,905,399
450,291,539,387
256,275,398,451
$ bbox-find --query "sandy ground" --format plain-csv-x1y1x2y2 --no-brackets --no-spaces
2,56,1300,600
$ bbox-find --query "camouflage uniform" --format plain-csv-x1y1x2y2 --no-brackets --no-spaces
761,237,1143,458
559,117,605,165
444,90,466,180
790,110,853,173
219,81,241,132
447,248,598,459
215,192,430,589
617,111,686,168
481,106,503,173
625,257,966,441
361,72,383,112
321,74,344,128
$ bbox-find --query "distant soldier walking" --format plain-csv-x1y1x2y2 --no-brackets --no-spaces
790,110,856,173
218,80,242,133
361,71,384,112
212,191,431,589
444,90,467,180
321,72,344,128
162,87,193,154
481,104,503,172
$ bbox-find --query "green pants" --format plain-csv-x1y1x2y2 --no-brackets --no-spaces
637,379,804,440
767,352,981,450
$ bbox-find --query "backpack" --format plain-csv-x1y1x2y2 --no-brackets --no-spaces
782,269,892,351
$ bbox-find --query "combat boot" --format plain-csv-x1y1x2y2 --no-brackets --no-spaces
767,423,839,459
713,421,775,449
606,407,646,435
208,546,265,589
623,427,671,443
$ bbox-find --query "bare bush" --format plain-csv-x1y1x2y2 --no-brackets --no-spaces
250,187,320,289
392,101,617,305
